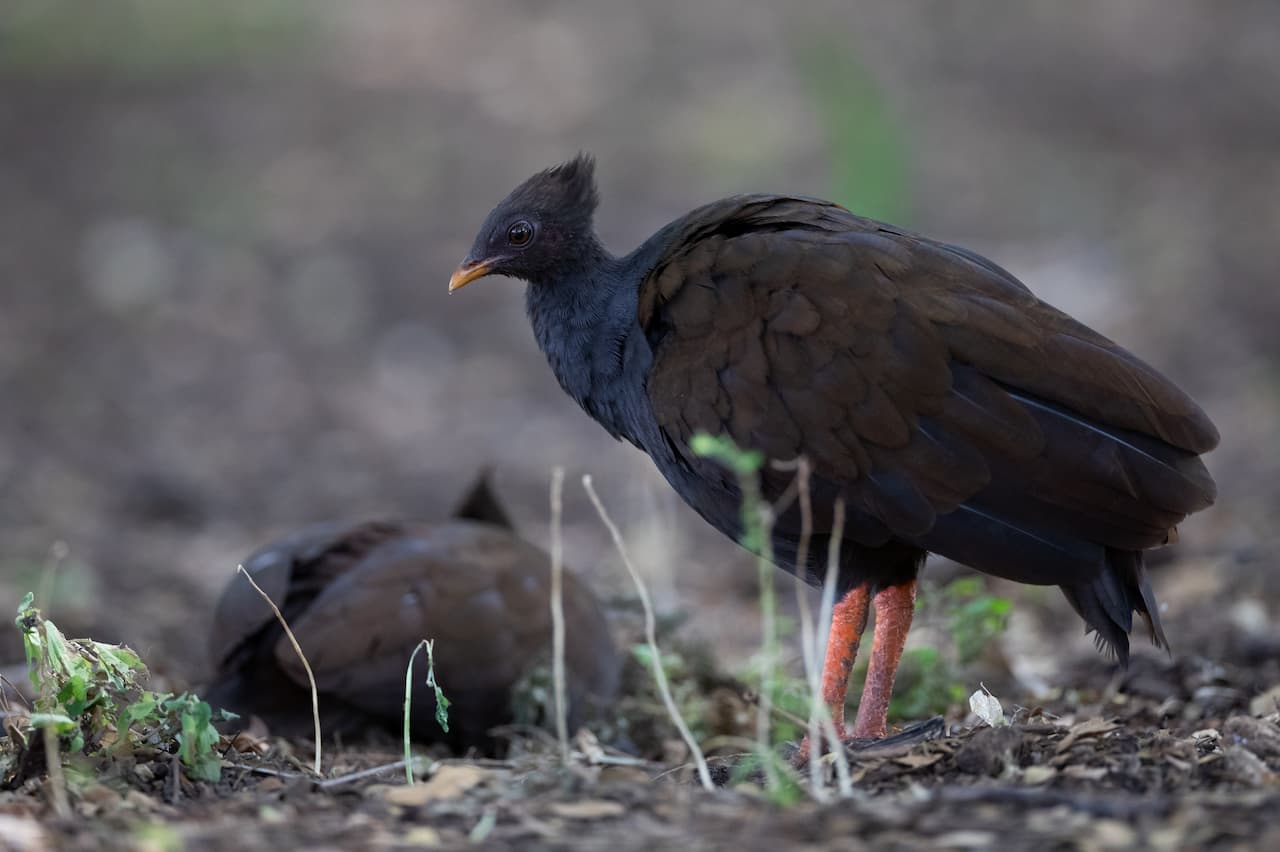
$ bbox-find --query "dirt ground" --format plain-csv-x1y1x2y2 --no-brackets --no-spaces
2,2,1279,849
4,613,1280,851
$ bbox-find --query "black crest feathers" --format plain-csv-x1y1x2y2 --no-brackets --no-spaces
514,153,598,217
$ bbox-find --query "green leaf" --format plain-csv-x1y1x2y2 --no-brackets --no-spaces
422,641,450,735
57,674,93,717
28,712,77,732
95,643,145,688
40,620,73,679
170,694,221,782
432,688,451,732
119,692,165,735
14,591,34,625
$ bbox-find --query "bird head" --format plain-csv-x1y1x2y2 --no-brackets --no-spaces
449,154,600,291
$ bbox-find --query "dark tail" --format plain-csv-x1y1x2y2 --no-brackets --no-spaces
452,468,514,529
1059,548,1169,666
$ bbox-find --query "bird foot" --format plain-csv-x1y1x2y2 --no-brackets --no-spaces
792,726,880,768
792,716,947,768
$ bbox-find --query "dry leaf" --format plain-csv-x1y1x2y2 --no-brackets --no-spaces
256,777,285,794
894,752,944,770
1061,765,1109,780
402,827,442,846
0,815,47,852
574,728,606,764
1055,718,1119,753
1249,685,1280,717
230,730,271,755
969,689,1005,728
383,765,491,806
932,831,995,848
1021,765,1056,785
548,800,626,820
1090,820,1137,847
598,765,653,786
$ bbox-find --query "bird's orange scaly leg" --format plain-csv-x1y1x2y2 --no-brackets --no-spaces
796,584,870,762
851,579,918,739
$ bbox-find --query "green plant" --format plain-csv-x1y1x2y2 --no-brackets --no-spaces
793,35,910,224
689,432,788,799
12,592,230,783
727,749,806,806
624,643,714,742
403,639,450,784
943,577,1013,665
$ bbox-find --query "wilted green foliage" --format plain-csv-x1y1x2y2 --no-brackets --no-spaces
403,638,451,784
11,592,230,783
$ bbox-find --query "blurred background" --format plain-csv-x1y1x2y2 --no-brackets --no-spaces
1,0,1276,689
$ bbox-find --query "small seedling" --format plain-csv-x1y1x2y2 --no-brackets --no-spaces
690,432,787,797
403,639,450,784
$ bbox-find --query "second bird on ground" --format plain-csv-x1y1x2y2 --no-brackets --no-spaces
205,475,620,753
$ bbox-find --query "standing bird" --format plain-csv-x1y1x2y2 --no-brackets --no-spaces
448,156,1218,754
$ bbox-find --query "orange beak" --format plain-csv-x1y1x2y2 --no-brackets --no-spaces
448,258,495,293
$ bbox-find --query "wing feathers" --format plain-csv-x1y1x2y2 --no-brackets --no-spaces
639,195,1217,590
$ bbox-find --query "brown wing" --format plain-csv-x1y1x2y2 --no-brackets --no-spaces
277,522,619,723
208,520,404,673
638,196,1217,579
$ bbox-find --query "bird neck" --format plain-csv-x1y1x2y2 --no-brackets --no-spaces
524,244,652,442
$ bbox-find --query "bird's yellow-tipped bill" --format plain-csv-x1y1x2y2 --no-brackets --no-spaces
448,259,494,293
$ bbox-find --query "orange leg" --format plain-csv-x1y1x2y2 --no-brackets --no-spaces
796,584,870,761
851,580,918,739
795,579,919,763
820,584,871,729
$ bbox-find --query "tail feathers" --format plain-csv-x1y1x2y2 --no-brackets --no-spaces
452,469,514,529
1059,548,1168,666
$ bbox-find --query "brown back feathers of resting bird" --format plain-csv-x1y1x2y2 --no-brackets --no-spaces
205,474,620,754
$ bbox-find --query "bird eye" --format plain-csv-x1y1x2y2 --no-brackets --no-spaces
507,221,534,247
